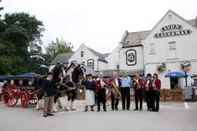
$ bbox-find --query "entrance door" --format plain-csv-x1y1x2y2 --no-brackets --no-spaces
170,77,179,89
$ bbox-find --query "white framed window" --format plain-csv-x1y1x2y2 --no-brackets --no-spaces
81,51,84,57
169,41,176,50
167,41,177,59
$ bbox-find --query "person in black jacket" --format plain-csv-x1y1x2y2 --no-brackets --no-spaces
42,73,57,117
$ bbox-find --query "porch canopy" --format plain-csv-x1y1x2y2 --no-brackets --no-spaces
165,71,191,78
13,72,41,79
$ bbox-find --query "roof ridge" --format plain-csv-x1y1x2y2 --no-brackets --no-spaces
128,30,150,34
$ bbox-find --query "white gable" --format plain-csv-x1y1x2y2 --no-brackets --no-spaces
144,10,197,64
69,44,99,70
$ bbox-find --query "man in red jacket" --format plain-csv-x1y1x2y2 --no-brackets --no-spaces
152,73,161,112
133,73,144,111
144,73,154,111
95,74,107,112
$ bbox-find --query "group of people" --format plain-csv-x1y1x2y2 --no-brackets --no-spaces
82,72,161,113
133,73,161,112
27,63,162,117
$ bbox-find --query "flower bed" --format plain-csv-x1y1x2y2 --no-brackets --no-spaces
160,88,184,102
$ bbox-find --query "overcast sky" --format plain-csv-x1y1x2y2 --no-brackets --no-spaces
2,0,197,53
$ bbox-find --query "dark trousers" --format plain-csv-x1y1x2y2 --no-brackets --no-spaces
120,87,130,110
111,93,119,110
134,89,144,110
145,90,155,111
154,91,160,111
97,88,106,111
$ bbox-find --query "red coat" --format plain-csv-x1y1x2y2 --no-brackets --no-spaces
144,79,153,91
133,79,144,90
153,79,161,91
95,79,108,93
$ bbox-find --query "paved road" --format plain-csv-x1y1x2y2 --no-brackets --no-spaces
0,101,197,131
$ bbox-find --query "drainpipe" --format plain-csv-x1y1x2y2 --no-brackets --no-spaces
97,58,99,72
185,71,188,88
142,42,145,76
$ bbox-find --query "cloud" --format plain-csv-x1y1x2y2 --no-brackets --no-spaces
2,0,197,53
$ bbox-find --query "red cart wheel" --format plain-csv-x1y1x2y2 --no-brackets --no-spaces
7,95,18,107
21,93,29,108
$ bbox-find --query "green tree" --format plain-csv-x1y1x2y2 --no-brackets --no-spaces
45,38,73,63
0,12,45,74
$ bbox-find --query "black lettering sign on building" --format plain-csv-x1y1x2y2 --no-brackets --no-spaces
154,24,192,38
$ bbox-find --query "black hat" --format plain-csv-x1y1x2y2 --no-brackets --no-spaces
86,74,92,77
47,72,53,75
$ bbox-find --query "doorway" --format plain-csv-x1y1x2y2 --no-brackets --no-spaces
170,77,179,89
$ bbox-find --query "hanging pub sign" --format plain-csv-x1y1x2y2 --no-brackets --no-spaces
154,24,192,38
126,49,137,66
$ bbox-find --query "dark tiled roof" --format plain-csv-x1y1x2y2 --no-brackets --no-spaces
86,46,109,63
51,52,73,65
121,30,150,47
187,19,197,27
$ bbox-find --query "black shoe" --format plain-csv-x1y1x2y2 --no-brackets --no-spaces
134,109,138,111
149,108,154,112
152,109,159,112
43,114,48,117
47,113,54,116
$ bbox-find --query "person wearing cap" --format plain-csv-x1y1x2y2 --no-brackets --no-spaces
82,74,96,112
120,74,132,111
42,72,57,117
152,73,161,112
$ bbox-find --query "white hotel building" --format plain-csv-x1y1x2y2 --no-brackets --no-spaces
68,10,197,89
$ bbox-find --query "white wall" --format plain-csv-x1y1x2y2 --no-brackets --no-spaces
104,44,121,70
104,44,144,72
144,11,197,65
144,11,197,89
69,44,99,71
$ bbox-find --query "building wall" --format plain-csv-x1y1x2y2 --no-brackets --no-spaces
104,44,144,73
144,11,197,89
69,44,99,71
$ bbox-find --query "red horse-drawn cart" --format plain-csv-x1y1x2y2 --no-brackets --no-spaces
1,73,41,108
2,85,38,108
